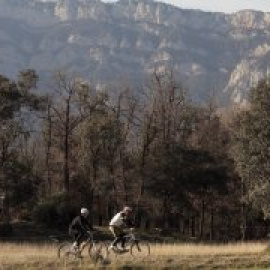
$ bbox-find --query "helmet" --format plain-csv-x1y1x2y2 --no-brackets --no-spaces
123,206,132,213
81,208,89,216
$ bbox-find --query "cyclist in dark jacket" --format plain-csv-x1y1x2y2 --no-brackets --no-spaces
69,208,94,251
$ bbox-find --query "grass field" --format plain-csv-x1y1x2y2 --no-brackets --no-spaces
0,242,269,269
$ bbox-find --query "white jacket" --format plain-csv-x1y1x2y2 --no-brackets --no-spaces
109,212,125,227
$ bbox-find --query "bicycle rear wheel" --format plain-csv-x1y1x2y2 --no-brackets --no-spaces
130,241,150,258
58,242,77,259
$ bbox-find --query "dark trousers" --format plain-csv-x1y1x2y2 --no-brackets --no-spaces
69,229,84,247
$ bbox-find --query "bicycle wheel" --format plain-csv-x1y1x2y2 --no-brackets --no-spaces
58,242,77,259
130,241,150,257
88,242,108,263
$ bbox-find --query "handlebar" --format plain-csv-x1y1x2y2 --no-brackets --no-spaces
49,235,59,242
87,230,98,236
126,227,135,233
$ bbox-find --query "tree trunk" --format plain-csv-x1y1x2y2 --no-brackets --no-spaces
199,199,205,239
97,194,103,226
181,217,186,235
46,104,53,196
119,149,128,204
1,143,10,224
240,179,247,241
210,207,214,241
108,163,117,207
191,215,196,237
163,197,169,229
241,204,247,241
2,194,10,224
63,97,71,195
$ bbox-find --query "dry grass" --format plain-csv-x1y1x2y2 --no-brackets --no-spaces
0,242,269,269
151,242,266,256
0,243,56,269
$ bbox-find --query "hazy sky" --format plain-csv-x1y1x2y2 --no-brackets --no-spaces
103,0,270,13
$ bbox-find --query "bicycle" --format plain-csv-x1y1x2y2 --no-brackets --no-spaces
107,228,150,258
56,231,108,263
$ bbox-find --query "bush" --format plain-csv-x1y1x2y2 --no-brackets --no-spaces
33,201,57,227
33,193,78,229
0,223,13,237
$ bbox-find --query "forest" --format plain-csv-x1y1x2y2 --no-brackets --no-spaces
0,68,269,242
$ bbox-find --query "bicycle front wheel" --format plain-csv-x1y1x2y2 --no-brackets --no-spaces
130,241,150,258
58,242,77,259
88,242,108,263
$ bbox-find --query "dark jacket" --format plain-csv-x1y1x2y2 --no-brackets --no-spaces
69,215,93,234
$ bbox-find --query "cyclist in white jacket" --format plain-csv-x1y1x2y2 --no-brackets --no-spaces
109,206,134,251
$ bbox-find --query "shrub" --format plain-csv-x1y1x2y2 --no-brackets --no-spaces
0,223,13,237
33,193,78,229
33,201,57,228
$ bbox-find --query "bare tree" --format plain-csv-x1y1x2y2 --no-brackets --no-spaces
49,70,92,194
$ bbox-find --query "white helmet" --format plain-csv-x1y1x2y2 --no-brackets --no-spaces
81,208,89,216
123,206,132,213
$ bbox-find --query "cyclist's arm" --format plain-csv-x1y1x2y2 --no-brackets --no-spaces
122,216,135,228
85,219,94,231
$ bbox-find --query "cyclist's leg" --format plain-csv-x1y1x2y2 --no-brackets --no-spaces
111,227,127,250
69,229,81,250
76,233,85,249
120,232,127,249
109,226,122,248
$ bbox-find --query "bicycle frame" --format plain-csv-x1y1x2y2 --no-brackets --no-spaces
107,229,150,258
110,229,139,250
57,231,107,263
123,231,138,246
79,233,96,252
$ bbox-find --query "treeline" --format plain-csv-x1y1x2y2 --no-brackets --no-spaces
0,69,269,241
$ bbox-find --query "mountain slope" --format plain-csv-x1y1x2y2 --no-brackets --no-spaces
0,0,270,104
